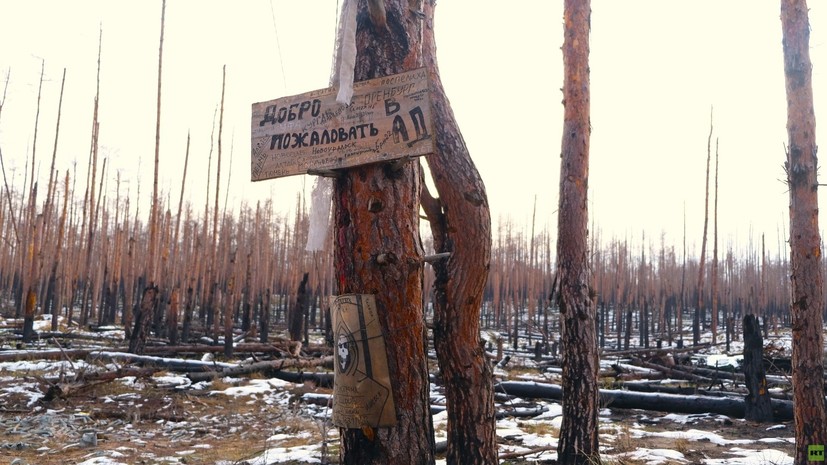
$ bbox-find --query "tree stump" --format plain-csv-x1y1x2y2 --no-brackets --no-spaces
742,314,773,422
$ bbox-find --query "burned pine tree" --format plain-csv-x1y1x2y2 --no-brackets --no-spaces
331,0,434,463
695,110,713,347
780,0,827,461
420,0,497,463
556,0,601,463
288,272,309,343
742,314,772,422
129,0,165,354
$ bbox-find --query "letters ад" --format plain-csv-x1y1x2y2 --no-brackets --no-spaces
329,294,397,429
251,68,434,181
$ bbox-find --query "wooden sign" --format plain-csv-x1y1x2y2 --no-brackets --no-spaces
251,68,433,181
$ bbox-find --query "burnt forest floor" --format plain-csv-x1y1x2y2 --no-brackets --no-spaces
0,314,800,465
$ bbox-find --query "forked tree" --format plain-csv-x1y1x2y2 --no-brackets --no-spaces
420,1,497,464
779,0,827,462
556,0,601,464
332,0,434,463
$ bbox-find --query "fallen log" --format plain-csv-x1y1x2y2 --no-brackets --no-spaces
498,446,557,461
269,370,334,387
161,341,328,356
41,366,163,401
186,356,334,383
600,342,717,359
627,359,714,383
495,380,795,420
616,380,754,398
669,362,745,382
629,358,795,388
26,331,124,343
677,362,798,385
138,341,309,357
0,341,326,359
0,346,234,363
0,348,103,362
299,393,548,419
86,351,235,372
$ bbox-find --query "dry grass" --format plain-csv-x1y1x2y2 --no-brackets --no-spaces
604,458,647,465
207,375,235,392
183,440,271,464
504,365,544,380
610,423,636,453
518,420,558,437
672,435,691,455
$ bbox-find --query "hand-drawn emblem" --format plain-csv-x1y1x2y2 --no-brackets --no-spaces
336,330,357,376
329,294,397,428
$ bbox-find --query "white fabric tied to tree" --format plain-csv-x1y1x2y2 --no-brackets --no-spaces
306,176,333,252
332,0,358,105
305,0,357,252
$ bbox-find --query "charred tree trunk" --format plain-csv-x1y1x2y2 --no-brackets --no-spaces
128,285,158,355
289,272,308,343
695,111,713,346
22,213,41,343
711,143,720,344
182,285,194,343
780,1,827,461
242,252,253,333
167,288,179,346
129,0,165,354
224,289,234,358
742,314,773,422
259,289,270,343
332,2,434,463
624,309,632,350
419,1,496,464
496,381,794,421
556,1,601,463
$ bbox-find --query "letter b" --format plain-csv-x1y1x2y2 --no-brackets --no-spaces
384,99,400,116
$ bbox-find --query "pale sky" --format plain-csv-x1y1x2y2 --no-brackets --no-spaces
0,1,825,259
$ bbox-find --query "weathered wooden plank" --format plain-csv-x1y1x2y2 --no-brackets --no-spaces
251,68,433,180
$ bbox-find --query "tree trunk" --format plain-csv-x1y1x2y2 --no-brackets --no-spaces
224,279,235,358
289,272,308,342
556,1,600,463
623,309,632,350
695,112,713,347
742,314,773,422
780,1,827,462
187,356,334,383
182,285,194,343
128,285,158,355
22,214,42,343
495,381,795,421
711,144,720,345
259,289,270,343
332,1,434,463
167,288,179,346
243,252,253,333
419,2,496,464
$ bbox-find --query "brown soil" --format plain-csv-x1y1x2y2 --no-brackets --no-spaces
0,372,797,465
0,374,325,465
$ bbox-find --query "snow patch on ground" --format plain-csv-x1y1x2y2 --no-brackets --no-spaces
635,428,754,446
703,447,794,465
210,377,291,397
242,444,322,464
0,327,802,465
75,456,129,465
621,447,688,464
